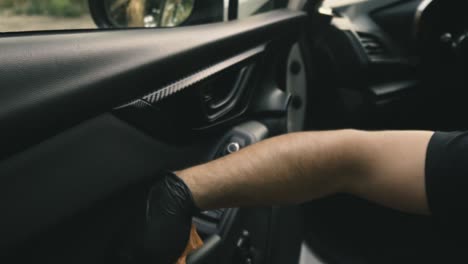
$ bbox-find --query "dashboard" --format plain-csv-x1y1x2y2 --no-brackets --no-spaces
302,2,468,263
303,0,468,131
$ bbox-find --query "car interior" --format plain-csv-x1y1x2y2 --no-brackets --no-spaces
0,0,466,263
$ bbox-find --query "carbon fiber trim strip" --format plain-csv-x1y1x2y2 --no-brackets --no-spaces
116,45,266,109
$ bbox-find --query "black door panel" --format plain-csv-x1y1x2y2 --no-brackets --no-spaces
0,114,218,252
0,9,306,158
0,8,307,264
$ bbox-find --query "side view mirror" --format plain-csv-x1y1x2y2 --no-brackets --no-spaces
89,0,225,28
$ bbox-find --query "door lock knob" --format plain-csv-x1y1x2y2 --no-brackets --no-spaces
226,142,241,154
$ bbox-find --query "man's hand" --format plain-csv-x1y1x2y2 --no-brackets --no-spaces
139,171,200,264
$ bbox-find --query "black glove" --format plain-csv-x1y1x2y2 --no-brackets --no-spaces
135,171,200,264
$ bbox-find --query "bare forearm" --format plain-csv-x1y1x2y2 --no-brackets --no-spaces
178,130,433,215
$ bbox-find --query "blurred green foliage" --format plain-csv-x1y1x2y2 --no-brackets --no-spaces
0,0,89,17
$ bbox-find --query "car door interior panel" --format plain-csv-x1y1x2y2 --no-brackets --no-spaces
0,7,308,264
0,9,305,158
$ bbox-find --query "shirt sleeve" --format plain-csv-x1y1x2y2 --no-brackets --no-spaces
426,131,468,222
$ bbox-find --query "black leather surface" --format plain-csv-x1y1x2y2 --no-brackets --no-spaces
0,9,306,159
0,114,217,252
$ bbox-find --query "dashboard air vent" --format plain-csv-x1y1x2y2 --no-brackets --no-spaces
357,32,388,57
